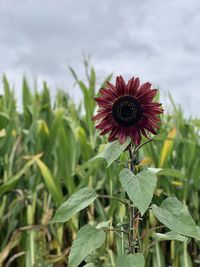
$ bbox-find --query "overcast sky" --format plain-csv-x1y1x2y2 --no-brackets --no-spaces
0,0,200,116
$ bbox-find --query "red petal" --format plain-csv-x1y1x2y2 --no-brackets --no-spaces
92,108,112,121
99,88,118,99
137,89,157,102
139,117,160,129
142,103,163,114
143,124,158,135
108,125,119,141
126,77,134,94
96,116,114,129
144,115,161,123
140,126,150,139
92,113,104,121
137,122,150,139
135,82,151,98
107,82,117,92
127,77,140,95
118,126,127,144
116,76,126,96
130,126,141,146
142,102,162,108
100,127,112,135
95,97,113,108
100,121,119,135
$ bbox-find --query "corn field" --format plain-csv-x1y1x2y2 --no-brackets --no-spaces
0,64,199,267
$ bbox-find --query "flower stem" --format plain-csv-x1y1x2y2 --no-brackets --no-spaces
155,242,162,267
183,241,189,267
104,228,130,247
133,139,153,154
128,144,137,254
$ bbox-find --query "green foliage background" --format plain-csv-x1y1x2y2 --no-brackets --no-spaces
0,63,199,266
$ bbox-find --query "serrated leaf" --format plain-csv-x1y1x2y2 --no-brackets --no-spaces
154,231,188,242
116,253,145,267
119,168,157,215
51,187,97,223
152,197,200,240
101,137,131,167
68,224,105,267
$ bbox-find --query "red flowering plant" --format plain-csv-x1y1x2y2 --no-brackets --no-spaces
93,76,163,145
92,76,163,257
51,74,200,267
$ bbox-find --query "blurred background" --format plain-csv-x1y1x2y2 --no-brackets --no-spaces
0,0,199,116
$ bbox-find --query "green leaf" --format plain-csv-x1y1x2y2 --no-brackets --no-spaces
158,168,186,179
119,169,157,215
0,154,42,198
89,67,96,96
96,220,110,229
0,112,10,129
147,168,163,174
51,187,97,223
84,264,96,267
25,230,35,267
69,66,78,81
153,242,166,267
154,231,188,242
36,159,63,206
56,123,77,195
68,224,105,267
45,108,65,160
197,226,200,235
152,197,200,240
101,137,131,167
22,78,33,128
148,168,186,179
116,253,145,267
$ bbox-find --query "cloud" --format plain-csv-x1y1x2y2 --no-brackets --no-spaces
0,0,199,116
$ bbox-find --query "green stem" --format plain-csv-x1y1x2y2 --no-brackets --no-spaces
128,144,138,254
155,242,162,267
104,228,129,247
183,242,189,267
108,249,115,267
120,220,125,254
183,182,188,203
133,139,153,154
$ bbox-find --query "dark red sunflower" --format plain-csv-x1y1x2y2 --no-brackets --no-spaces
92,76,163,145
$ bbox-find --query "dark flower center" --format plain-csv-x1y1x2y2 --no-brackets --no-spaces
112,96,142,126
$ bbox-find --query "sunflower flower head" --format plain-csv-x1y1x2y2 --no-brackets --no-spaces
92,76,163,145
